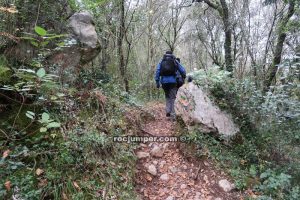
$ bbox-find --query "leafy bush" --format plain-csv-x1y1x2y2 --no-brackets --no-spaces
188,58,300,198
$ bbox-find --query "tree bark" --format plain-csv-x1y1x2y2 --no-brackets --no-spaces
219,0,233,72
117,0,129,92
202,0,233,72
264,0,295,91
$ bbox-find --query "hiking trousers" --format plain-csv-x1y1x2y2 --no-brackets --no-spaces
162,83,178,117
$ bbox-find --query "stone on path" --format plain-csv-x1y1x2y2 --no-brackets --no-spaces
147,164,157,176
194,192,202,200
218,179,235,192
136,151,149,159
169,166,179,173
150,145,164,158
165,196,174,200
180,184,187,189
159,173,169,181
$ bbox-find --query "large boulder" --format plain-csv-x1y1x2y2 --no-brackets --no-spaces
175,82,239,138
4,8,100,84
69,11,98,48
46,11,100,84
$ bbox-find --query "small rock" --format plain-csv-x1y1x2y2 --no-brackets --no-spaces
159,160,166,168
215,198,222,200
147,164,157,176
218,179,235,192
136,151,150,159
140,143,147,147
180,184,187,189
165,196,174,200
194,192,201,200
203,175,209,183
169,166,179,173
153,160,158,165
150,145,164,158
183,165,188,170
160,173,169,181
204,161,209,166
163,143,169,149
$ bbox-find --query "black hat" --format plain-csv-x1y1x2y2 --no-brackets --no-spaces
166,50,173,55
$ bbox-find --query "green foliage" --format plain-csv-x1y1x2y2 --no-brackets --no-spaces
34,26,47,36
191,65,231,89
188,58,300,198
256,169,300,200
0,56,12,83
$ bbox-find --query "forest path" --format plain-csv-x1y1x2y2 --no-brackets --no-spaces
134,103,242,200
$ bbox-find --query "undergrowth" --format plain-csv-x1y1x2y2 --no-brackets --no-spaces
183,61,300,199
0,26,140,199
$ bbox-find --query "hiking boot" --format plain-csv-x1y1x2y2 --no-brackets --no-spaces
166,113,171,117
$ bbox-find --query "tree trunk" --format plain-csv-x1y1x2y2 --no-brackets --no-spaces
117,0,129,92
264,0,295,91
220,0,233,72
202,0,233,73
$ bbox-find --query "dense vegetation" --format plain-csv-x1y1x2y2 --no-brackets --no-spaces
1,0,299,199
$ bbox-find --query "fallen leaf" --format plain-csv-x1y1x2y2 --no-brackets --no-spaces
4,180,11,191
2,150,11,159
36,168,44,176
145,174,153,182
73,181,81,190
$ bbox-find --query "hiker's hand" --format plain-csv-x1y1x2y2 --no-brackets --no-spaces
156,83,160,89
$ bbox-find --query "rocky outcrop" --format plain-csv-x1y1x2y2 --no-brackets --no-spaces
69,11,98,48
175,82,239,138
46,11,100,83
4,8,100,84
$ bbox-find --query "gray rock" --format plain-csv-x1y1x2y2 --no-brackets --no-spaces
165,196,174,200
150,145,164,158
194,192,202,200
136,151,149,159
180,184,187,189
169,166,179,173
175,83,239,138
159,160,167,168
218,179,235,192
45,11,100,84
147,164,157,176
153,160,158,165
69,11,98,48
159,173,169,181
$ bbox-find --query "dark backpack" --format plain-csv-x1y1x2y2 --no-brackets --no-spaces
160,54,177,76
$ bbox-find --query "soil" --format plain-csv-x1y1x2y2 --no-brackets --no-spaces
134,103,243,200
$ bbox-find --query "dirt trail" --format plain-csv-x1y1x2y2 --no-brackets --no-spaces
134,103,242,200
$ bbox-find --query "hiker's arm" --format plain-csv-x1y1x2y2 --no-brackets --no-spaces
155,62,161,83
177,62,186,79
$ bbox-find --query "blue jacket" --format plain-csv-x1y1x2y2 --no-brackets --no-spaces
155,60,186,84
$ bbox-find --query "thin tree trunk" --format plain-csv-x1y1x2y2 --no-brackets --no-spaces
220,0,233,73
118,0,129,92
264,0,295,91
202,0,233,73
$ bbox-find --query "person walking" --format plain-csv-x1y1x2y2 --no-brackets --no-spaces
155,51,186,119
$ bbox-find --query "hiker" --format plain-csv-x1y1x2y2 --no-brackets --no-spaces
155,51,186,119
